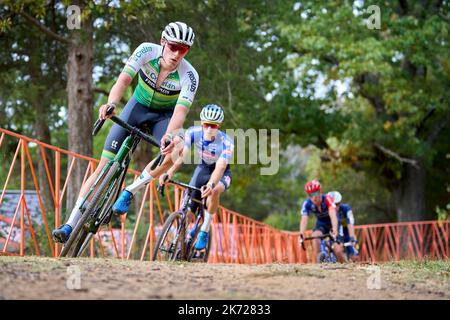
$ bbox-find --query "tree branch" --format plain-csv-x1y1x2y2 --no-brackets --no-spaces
416,107,436,135
94,88,127,105
438,12,450,22
373,142,419,168
19,11,72,45
215,63,239,127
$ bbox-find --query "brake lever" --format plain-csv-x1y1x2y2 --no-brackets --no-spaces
92,104,115,136
300,234,306,251
202,197,208,211
157,183,165,197
150,139,170,170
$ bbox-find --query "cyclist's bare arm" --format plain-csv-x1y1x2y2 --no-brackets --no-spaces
99,73,133,119
200,159,227,198
159,146,189,185
207,158,227,187
168,146,189,175
161,105,189,154
348,223,356,239
299,215,308,236
329,206,339,238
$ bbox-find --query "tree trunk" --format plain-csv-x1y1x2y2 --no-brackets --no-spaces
29,36,55,219
66,3,94,212
394,159,427,222
35,110,55,217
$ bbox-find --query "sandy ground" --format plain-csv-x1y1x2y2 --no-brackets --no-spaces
0,256,449,300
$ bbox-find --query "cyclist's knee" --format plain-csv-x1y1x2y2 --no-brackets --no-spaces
210,187,221,198
312,230,322,237
160,155,173,168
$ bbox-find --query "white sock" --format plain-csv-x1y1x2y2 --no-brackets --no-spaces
66,197,84,228
200,211,213,233
125,169,154,195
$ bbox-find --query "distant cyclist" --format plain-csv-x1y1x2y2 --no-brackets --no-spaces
328,191,359,262
299,180,346,263
159,104,233,250
53,22,199,243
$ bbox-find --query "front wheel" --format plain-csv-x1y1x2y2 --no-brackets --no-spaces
188,228,212,263
317,252,327,264
152,211,185,261
60,161,120,257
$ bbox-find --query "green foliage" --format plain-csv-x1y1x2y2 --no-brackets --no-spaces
253,1,449,220
435,204,449,221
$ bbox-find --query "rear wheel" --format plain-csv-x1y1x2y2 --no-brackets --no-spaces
60,162,120,257
317,252,327,264
152,211,185,261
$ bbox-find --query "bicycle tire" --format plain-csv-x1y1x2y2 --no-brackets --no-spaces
152,211,183,261
204,228,212,262
317,252,327,264
60,161,120,257
72,177,120,258
187,227,212,263
187,223,201,262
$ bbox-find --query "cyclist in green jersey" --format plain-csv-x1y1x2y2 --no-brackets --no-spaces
53,22,199,243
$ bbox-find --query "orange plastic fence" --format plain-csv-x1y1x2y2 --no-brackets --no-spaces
0,127,448,263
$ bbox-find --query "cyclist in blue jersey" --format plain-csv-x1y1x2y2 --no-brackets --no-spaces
328,191,359,262
53,22,199,243
157,104,233,250
299,180,346,263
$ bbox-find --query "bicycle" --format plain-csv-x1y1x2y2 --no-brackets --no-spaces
60,105,166,258
152,179,212,263
300,233,338,264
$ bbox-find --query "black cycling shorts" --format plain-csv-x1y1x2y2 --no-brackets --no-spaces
187,164,232,213
101,97,173,160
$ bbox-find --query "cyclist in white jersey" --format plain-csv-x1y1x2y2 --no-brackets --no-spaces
53,22,199,243
157,104,233,250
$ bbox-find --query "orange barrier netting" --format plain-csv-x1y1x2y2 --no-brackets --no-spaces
0,127,448,263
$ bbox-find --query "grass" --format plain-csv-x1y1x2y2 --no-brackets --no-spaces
382,259,450,273
380,259,450,292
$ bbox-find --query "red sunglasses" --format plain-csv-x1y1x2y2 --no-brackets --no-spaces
166,41,190,55
202,123,220,129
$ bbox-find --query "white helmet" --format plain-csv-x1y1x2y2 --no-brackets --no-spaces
162,21,195,47
328,191,342,204
200,104,224,124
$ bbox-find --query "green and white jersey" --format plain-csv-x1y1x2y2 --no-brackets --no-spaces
122,42,199,110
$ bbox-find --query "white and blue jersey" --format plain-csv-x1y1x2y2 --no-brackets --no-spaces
337,204,355,238
184,126,234,167
184,126,234,213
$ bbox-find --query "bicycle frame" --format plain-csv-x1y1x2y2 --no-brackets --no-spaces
155,179,208,261
80,135,139,225
319,238,337,263
174,188,205,258
61,109,163,257
302,233,338,263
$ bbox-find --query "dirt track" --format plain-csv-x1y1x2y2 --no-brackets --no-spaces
0,256,449,300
